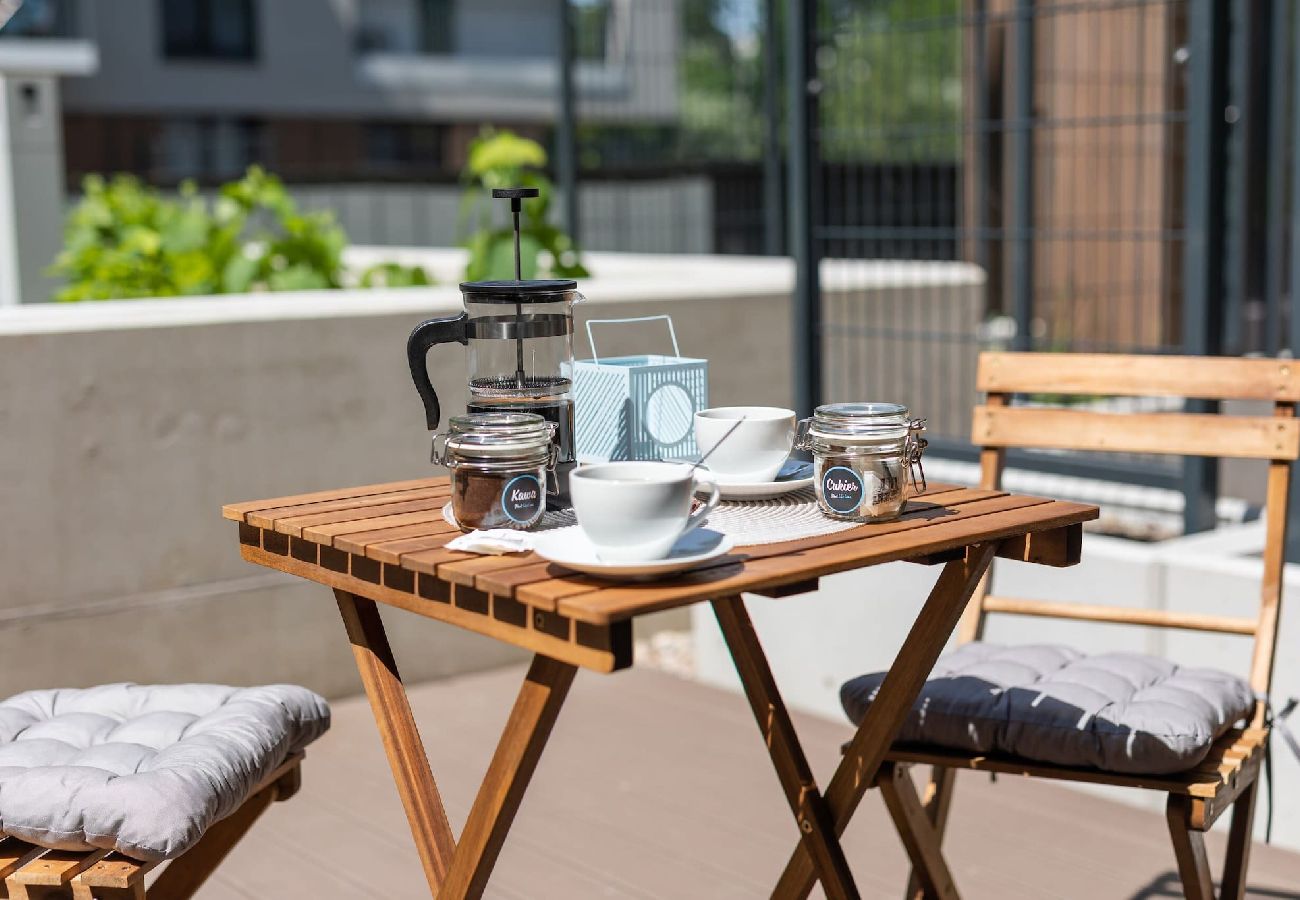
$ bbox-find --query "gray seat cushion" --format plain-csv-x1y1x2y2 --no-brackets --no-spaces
841,643,1254,775
0,683,330,861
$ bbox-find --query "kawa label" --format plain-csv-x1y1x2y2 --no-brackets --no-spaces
501,474,543,523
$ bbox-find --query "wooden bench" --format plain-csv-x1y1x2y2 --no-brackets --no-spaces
875,352,1297,900
0,754,304,900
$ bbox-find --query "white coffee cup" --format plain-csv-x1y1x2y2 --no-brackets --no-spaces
694,406,796,483
570,462,721,562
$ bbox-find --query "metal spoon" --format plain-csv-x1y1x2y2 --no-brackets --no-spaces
688,415,747,471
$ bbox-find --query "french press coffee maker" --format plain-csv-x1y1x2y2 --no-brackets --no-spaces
407,187,581,501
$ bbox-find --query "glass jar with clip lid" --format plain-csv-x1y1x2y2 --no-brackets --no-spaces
794,403,928,522
434,412,558,531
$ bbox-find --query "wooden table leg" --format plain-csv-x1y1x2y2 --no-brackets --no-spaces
439,654,577,900
713,595,861,900
875,763,959,900
335,589,457,896
771,543,998,900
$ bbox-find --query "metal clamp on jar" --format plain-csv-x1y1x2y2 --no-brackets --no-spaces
433,412,558,531
794,403,927,522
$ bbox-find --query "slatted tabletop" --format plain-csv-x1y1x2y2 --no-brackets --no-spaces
225,478,1096,673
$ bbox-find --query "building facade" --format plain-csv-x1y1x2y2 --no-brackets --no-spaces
5,0,677,184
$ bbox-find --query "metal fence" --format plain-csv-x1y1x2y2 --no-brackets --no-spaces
44,0,1300,543
776,0,1300,545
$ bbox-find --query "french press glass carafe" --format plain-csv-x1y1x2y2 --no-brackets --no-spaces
407,188,580,501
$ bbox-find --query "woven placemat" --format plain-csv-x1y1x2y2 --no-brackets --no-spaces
705,488,861,546
444,491,857,546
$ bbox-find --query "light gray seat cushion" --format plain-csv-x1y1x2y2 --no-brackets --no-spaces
841,643,1254,775
0,683,330,861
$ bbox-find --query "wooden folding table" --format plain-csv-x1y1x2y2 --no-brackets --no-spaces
224,477,1096,899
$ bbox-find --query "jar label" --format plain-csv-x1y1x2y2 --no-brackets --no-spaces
822,466,864,514
501,474,543,523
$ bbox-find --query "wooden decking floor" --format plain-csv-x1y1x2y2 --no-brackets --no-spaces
196,664,1300,899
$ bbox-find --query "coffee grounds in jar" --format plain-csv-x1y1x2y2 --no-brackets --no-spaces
453,468,545,531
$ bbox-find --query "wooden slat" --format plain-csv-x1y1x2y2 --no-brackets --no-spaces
972,405,1300,460
885,726,1266,803
977,351,1300,401
369,535,466,566
541,498,1096,623
887,745,1225,797
472,490,1003,600
245,484,451,529
981,595,1258,635
335,520,459,557
276,496,452,538
241,544,630,671
10,849,109,885
301,509,452,545
401,546,478,575
0,838,43,880
439,553,542,587
221,476,445,521
70,853,156,890
477,560,570,597
508,491,1017,610
739,488,1003,559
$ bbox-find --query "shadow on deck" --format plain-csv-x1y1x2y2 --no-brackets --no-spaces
196,665,1300,899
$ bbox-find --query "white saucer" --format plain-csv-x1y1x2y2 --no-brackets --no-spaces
533,527,735,580
706,460,815,501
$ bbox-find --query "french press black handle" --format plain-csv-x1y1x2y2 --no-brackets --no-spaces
407,313,469,431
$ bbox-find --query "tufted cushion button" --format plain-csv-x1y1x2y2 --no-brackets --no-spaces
0,683,329,861
841,642,1255,774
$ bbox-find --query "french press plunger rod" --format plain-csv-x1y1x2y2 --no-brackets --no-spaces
497,187,531,390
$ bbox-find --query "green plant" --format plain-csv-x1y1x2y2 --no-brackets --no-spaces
459,129,589,281
358,261,434,288
50,167,431,301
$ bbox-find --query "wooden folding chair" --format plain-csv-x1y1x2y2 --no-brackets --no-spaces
0,753,304,900
883,351,1298,900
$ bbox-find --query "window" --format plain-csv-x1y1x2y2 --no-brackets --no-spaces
571,0,610,61
156,117,266,181
416,0,453,54
161,0,257,60
357,0,453,55
364,122,444,174
0,0,76,38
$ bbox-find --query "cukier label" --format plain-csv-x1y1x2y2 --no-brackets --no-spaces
822,466,864,514
501,474,543,523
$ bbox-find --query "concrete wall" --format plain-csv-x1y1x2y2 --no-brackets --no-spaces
0,249,810,700
0,249,979,700
692,522,1300,851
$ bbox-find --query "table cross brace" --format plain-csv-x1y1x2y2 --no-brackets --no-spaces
335,589,577,900
769,542,998,899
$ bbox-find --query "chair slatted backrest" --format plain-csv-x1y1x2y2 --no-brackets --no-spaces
965,352,1300,724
